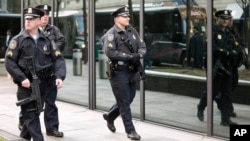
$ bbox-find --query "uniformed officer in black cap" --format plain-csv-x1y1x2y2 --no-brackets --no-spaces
35,4,65,51
215,9,232,19
35,4,65,137
18,4,66,137
197,9,237,126
5,7,66,141
102,5,146,140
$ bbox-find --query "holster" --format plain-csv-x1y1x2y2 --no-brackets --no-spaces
106,60,114,79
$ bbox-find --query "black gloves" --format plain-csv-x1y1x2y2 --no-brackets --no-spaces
216,48,229,56
130,53,140,63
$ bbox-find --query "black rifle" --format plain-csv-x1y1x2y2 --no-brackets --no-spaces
16,56,43,113
212,29,234,78
212,59,231,78
121,33,146,80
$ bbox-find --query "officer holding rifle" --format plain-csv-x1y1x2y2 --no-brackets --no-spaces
5,7,66,141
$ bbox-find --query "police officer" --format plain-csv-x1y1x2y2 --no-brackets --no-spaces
5,7,66,141
102,5,146,140
35,4,65,51
197,9,237,126
36,4,65,137
18,5,66,137
225,14,244,117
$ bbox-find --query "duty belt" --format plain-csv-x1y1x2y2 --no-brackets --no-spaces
114,62,136,72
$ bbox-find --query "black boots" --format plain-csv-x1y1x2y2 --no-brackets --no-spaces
221,113,238,126
127,130,141,140
103,113,116,132
220,119,238,126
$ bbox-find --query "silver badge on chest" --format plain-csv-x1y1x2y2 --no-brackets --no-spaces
43,45,48,51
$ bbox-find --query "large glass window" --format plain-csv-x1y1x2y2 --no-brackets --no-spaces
94,0,250,139
2,1,249,140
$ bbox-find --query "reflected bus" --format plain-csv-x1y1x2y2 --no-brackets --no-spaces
55,10,86,59
0,11,86,61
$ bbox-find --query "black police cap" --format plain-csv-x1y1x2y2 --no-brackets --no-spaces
24,7,44,19
215,9,232,19
35,4,51,13
111,6,130,17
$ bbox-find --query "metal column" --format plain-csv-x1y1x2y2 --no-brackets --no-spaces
207,0,213,137
21,0,24,28
88,0,96,110
50,0,54,25
139,0,145,121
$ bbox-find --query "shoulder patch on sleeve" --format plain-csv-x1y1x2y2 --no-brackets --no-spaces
8,40,17,49
107,34,114,41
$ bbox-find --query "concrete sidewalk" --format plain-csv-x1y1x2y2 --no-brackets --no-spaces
0,76,227,141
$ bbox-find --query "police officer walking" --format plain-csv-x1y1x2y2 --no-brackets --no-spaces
102,5,146,140
224,13,244,118
5,7,66,141
197,10,237,126
18,5,66,137
35,4,65,52
36,4,65,137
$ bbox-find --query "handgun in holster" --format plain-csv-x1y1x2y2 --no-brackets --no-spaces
106,59,115,79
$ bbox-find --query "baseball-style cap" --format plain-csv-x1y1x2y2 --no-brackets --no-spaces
111,6,130,17
215,9,232,19
24,7,44,19
35,4,51,13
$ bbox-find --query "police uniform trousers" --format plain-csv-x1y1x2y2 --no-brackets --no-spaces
198,72,233,120
228,67,239,112
44,75,60,133
106,69,136,133
18,79,48,141
214,72,233,120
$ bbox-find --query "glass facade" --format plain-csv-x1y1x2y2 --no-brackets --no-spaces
0,0,249,139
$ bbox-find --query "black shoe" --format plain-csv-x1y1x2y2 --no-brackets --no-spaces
220,119,238,126
46,130,64,137
197,105,204,121
230,112,237,117
103,113,116,133
18,122,23,131
127,130,141,140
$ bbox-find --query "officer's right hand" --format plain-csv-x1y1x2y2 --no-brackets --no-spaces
129,53,140,63
21,79,30,88
56,79,63,89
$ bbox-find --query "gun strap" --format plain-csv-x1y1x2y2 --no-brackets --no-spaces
120,32,135,53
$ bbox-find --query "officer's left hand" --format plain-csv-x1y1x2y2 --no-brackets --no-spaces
129,53,140,63
56,79,63,89
21,79,30,88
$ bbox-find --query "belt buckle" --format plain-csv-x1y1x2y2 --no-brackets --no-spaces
117,61,124,65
